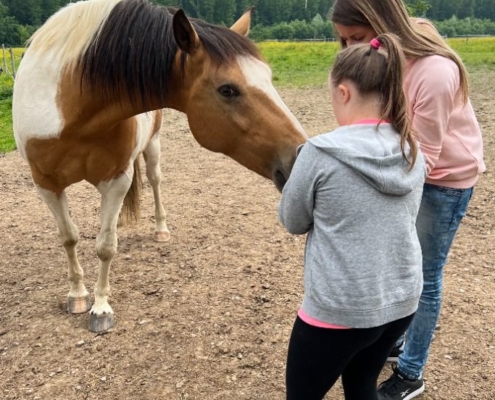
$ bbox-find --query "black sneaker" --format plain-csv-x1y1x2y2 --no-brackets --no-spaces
377,366,425,400
387,340,405,362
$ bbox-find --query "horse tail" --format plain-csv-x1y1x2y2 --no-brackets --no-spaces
121,158,142,225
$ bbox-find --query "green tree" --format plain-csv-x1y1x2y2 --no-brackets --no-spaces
475,0,495,20
40,0,62,20
0,1,20,45
235,0,252,18
458,0,475,19
289,19,313,39
405,0,431,17
213,0,236,25
3,0,42,25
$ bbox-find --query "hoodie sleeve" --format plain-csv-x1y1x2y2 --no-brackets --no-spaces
408,56,459,174
278,143,319,234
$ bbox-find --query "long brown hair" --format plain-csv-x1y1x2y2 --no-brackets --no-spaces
331,0,469,103
331,33,418,168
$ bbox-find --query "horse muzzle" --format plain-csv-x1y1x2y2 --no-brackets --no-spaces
272,150,299,192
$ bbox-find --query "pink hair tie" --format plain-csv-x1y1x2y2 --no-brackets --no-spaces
370,38,381,49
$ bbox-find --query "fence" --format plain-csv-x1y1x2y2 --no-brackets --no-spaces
1,45,17,80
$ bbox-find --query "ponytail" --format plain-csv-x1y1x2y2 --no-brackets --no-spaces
331,33,418,168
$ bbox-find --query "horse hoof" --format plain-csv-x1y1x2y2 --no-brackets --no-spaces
88,313,115,333
67,294,92,314
154,230,171,242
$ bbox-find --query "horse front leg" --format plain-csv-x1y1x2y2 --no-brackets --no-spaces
90,170,133,332
36,187,91,313
143,134,170,242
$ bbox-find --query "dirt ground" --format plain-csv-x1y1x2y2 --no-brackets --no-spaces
1,73,494,400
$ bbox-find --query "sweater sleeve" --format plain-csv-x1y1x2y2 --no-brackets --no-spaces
278,143,319,235
409,57,460,174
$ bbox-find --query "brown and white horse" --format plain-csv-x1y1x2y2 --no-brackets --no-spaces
13,0,306,332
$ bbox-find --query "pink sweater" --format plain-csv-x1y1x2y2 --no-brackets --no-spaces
405,55,485,188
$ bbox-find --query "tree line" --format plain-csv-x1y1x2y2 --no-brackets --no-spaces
1,0,495,45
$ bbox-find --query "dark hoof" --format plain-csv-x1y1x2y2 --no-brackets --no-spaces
88,313,115,333
67,294,92,314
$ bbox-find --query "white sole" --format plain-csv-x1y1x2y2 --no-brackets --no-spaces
402,382,425,400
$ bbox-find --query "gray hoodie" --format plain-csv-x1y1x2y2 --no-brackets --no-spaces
279,123,426,329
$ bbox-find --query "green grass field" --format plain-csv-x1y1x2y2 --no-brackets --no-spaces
0,47,22,154
0,84,14,153
259,37,495,87
1,38,494,153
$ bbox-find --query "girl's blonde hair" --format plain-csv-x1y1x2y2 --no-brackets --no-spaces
331,0,469,103
331,33,418,168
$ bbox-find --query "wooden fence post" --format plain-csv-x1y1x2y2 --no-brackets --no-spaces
9,47,16,79
1,44,7,75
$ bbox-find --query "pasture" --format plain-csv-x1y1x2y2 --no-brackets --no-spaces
1,42,495,399
1,38,495,153
0,47,21,153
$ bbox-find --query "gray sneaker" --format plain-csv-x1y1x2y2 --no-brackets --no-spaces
378,367,425,400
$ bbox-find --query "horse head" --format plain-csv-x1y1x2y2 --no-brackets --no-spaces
170,8,307,191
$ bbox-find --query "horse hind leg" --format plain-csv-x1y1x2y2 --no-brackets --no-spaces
36,187,91,314
143,134,170,242
90,167,135,333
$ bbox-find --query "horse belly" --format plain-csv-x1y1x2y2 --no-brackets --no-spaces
13,51,64,160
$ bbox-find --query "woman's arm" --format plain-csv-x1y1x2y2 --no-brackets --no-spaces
408,56,460,174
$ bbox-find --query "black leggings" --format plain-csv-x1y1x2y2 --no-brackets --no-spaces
286,314,414,400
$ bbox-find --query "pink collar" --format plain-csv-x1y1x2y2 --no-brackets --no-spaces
354,119,389,124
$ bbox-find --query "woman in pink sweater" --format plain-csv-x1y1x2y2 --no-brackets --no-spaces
331,1,485,399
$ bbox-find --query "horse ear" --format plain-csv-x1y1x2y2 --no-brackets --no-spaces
230,6,254,37
173,9,200,54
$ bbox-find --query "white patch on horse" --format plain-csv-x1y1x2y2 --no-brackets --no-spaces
132,112,155,160
13,50,64,159
237,56,306,137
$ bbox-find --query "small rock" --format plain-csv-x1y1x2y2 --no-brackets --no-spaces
76,340,85,347
100,376,107,382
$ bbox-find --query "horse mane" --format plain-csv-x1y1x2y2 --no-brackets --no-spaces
27,0,123,69
26,0,261,108
78,0,262,108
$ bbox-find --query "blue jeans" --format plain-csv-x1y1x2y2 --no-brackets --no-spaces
397,183,474,380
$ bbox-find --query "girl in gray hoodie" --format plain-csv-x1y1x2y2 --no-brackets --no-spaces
279,34,426,400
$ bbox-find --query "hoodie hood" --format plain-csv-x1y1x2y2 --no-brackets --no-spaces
309,123,426,196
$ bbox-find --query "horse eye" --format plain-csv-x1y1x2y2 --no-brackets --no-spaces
218,84,240,98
